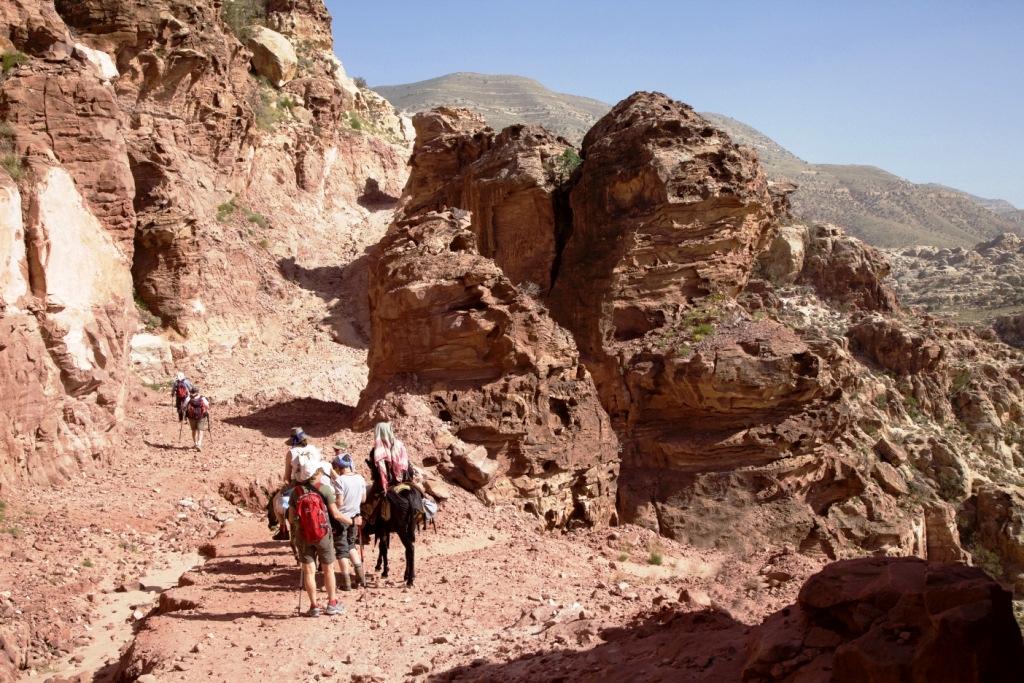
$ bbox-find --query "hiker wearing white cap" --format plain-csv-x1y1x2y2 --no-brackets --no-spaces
289,455,350,617
170,372,194,422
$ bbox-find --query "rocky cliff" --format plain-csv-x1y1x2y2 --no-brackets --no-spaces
366,90,1024,598
0,0,410,489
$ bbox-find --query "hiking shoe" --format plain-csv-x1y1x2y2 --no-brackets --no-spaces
306,605,320,617
324,602,344,616
271,527,290,542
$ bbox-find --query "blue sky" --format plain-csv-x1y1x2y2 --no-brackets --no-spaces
325,1,1023,206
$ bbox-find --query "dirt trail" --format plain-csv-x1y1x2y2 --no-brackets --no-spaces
25,553,201,682
1,386,821,681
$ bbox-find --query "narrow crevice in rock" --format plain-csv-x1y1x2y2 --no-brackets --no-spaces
547,175,576,294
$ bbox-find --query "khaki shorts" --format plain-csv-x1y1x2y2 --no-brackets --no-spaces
292,526,335,566
187,416,210,431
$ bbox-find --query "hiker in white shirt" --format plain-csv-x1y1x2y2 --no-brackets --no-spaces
330,442,367,590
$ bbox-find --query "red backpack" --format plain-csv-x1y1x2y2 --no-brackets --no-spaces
293,484,329,544
185,396,208,420
174,381,189,401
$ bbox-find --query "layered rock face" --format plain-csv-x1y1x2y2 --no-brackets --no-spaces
383,90,1024,577
0,0,411,486
404,107,573,291
0,10,136,489
43,0,409,341
550,92,778,345
358,211,619,526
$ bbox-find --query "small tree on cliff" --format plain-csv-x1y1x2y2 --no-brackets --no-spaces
223,0,266,40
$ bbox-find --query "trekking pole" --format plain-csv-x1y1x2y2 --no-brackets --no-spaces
298,569,303,615
177,419,183,444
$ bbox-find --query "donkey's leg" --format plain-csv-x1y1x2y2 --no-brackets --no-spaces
379,532,390,578
399,524,415,587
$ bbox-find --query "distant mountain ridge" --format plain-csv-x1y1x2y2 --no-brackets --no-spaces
374,72,1022,248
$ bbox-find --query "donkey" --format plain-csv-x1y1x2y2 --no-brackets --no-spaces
361,485,420,587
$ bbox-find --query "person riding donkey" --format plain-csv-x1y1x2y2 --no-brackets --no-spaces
329,442,366,590
268,427,318,541
369,422,425,517
288,456,349,617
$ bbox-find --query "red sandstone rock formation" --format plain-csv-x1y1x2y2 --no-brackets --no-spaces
357,210,619,526
0,0,410,489
404,107,573,291
743,557,1024,682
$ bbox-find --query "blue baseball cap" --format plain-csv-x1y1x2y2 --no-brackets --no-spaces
332,454,353,470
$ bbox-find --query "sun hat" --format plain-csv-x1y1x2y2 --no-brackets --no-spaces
332,440,348,451
175,371,185,381
287,427,308,446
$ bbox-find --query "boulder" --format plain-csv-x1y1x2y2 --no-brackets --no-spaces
130,333,172,371
848,316,944,375
743,557,1024,682
759,223,806,285
962,484,1024,593
245,26,298,87
799,223,899,312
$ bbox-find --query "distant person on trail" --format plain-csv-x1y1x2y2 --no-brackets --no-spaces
289,457,350,617
329,443,366,590
171,372,193,422
184,387,211,451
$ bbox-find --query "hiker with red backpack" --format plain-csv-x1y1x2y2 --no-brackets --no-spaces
184,387,211,451
171,372,193,422
289,456,349,617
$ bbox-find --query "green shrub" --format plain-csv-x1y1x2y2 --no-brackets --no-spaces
353,76,368,89
246,210,269,229
1,51,28,75
951,369,971,395
647,550,664,566
222,0,265,39
81,558,94,568
616,552,628,562
691,322,715,342
133,290,161,330
556,148,582,176
874,393,889,409
255,91,285,131
216,198,238,222
348,112,364,131
1,153,24,181
972,546,1003,579
258,238,270,250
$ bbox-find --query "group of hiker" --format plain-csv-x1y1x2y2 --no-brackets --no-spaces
171,372,211,451
169,370,433,617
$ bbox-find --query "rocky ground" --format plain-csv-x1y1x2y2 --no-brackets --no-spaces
0,385,822,682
